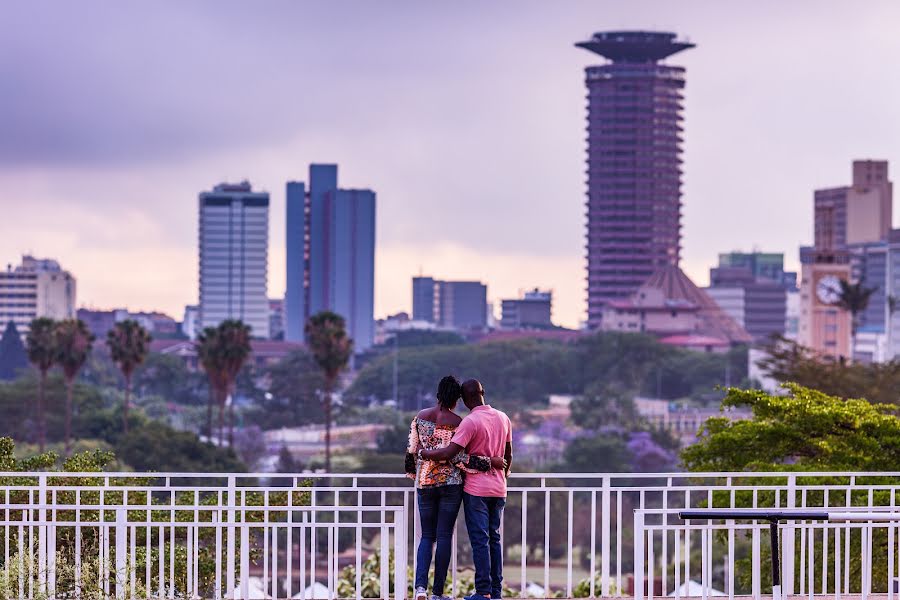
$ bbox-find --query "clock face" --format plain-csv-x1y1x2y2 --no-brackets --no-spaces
816,275,843,305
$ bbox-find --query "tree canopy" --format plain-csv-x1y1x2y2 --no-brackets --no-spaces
757,335,900,404
682,383,900,472
347,332,748,410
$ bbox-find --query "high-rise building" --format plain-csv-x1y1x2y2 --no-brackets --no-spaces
198,181,270,338
705,260,788,343
412,277,438,323
285,165,376,351
815,160,892,251
801,160,893,360
715,252,797,290
500,289,553,329
411,277,488,331
576,31,695,328
0,256,76,336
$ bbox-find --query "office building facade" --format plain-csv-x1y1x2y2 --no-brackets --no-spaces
411,277,488,331
0,256,76,336
705,261,788,343
285,165,375,351
576,31,694,328
198,181,270,338
500,289,553,329
815,160,892,250
412,277,438,323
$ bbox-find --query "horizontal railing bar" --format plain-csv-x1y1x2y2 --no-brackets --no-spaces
0,503,405,511
681,508,900,522
4,469,900,478
0,520,401,528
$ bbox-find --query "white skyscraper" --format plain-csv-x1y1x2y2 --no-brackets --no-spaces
198,181,270,338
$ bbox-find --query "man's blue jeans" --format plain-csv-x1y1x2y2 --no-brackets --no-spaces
416,484,463,596
463,492,506,598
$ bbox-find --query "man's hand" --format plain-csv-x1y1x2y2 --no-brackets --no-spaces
420,442,464,462
490,456,508,471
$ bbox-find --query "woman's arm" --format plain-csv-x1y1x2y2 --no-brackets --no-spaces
404,418,419,478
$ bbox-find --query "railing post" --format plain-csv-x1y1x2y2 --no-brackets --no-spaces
115,508,127,600
602,476,611,597
227,475,236,596
38,474,47,596
783,475,796,596
240,523,250,600
395,508,408,600
634,511,645,600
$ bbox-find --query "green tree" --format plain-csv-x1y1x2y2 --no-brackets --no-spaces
54,319,95,455
376,420,411,455
275,445,302,473
243,349,326,430
0,321,28,381
106,320,152,433
570,382,640,431
134,352,205,405
25,317,57,451
306,311,353,473
196,321,252,446
388,329,465,347
560,434,632,472
115,421,245,472
682,383,900,472
757,335,900,404
838,279,877,360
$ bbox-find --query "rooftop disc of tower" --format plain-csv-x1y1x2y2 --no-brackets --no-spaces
575,31,694,62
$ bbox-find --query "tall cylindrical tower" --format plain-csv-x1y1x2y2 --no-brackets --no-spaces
576,31,694,328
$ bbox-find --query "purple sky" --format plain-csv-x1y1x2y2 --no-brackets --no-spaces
3,1,900,328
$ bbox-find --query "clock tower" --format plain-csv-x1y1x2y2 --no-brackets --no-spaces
798,260,851,359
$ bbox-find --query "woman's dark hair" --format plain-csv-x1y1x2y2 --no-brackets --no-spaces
436,375,462,410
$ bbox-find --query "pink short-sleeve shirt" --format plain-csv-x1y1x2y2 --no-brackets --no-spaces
452,405,512,497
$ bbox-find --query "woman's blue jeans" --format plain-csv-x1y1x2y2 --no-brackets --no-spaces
415,484,463,595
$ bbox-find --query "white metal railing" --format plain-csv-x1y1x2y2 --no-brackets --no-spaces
635,507,900,600
4,472,900,598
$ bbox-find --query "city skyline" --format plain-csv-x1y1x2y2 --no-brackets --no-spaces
3,2,900,328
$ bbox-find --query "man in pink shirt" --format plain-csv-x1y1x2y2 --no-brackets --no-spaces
421,380,513,599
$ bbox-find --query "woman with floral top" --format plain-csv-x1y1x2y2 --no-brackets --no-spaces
406,375,506,600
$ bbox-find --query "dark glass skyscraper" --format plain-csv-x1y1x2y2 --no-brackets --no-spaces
285,165,376,350
576,31,694,328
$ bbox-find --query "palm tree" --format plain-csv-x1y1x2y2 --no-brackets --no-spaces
54,319,95,455
25,317,57,451
305,311,353,473
196,320,252,445
837,279,877,362
197,326,224,443
218,320,252,446
106,320,152,433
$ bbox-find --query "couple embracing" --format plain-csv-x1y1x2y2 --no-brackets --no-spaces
405,376,513,600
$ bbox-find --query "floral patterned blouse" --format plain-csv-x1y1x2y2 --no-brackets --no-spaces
405,417,492,488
